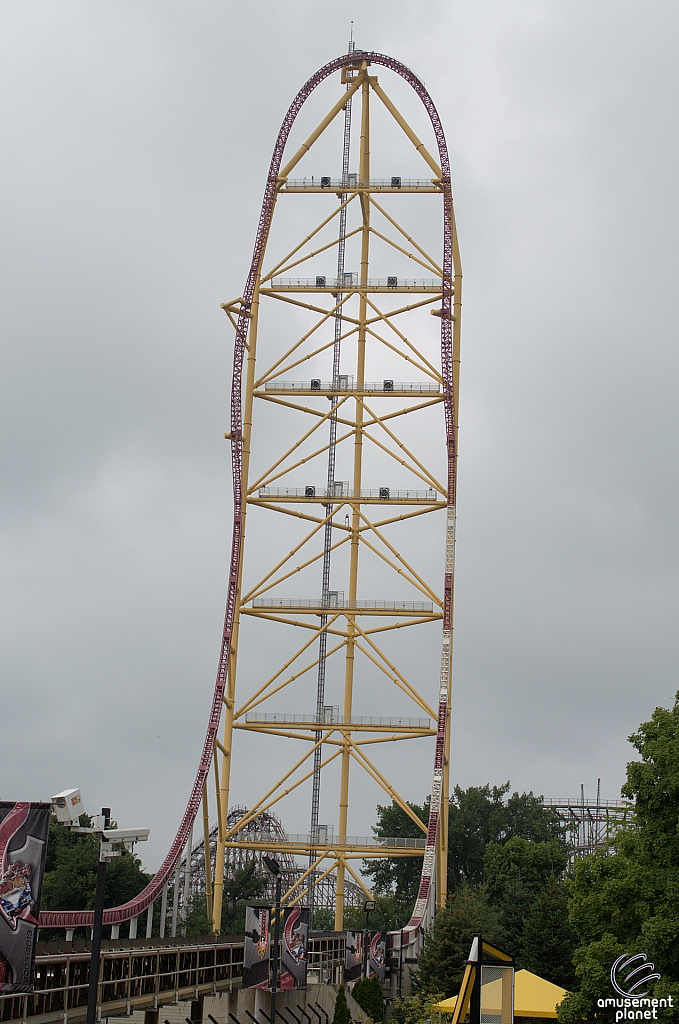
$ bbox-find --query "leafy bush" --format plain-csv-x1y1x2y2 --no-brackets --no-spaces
352,975,384,1023
389,992,445,1024
333,984,351,1024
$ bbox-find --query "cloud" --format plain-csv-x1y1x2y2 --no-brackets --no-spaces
1,1,678,873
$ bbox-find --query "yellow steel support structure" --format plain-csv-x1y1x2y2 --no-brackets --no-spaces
209,53,460,935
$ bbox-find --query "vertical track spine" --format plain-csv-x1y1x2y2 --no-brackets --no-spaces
309,48,355,918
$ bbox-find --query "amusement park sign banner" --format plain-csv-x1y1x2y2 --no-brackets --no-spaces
280,907,309,990
345,931,363,981
243,906,271,989
0,801,50,993
369,933,387,983
345,931,387,982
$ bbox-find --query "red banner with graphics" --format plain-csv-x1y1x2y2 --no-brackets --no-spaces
0,802,50,992
243,906,271,989
280,907,308,989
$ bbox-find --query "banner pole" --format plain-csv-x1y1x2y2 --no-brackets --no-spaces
86,827,108,1024
270,875,282,1024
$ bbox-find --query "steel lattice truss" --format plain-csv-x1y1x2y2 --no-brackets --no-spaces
208,51,461,945
544,797,633,861
39,53,461,963
179,806,364,911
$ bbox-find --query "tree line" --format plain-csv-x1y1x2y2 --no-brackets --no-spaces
41,691,679,1020
363,783,577,993
387,692,679,1020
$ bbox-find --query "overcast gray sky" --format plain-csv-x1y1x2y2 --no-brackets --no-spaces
1,1,678,871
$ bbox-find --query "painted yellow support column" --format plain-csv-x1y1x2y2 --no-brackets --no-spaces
335,66,371,932
202,781,213,921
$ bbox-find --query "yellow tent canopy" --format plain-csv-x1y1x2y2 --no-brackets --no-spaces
435,969,568,1019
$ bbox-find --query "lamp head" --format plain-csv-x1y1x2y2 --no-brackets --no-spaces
364,899,376,912
263,855,281,876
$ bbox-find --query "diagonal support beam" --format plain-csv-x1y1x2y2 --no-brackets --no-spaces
359,532,441,606
248,400,352,493
369,225,441,277
226,747,343,839
223,741,339,839
279,74,364,179
342,859,374,899
371,81,442,177
362,398,446,493
255,297,355,387
349,743,428,834
352,620,436,718
364,294,443,380
236,615,342,718
240,638,347,716
268,225,363,281
358,508,442,604
246,532,350,604
369,194,443,276
262,192,360,282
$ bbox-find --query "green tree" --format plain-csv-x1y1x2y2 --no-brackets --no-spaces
352,975,385,1022
557,934,625,1024
566,848,648,948
447,783,511,888
183,861,269,937
221,860,269,935
333,985,351,1024
363,800,429,903
521,877,578,988
493,875,535,957
364,787,564,916
183,896,212,937
503,790,567,845
485,837,569,905
484,836,570,962
413,884,504,996
451,789,566,892
560,693,679,1019
343,895,412,933
311,907,336,931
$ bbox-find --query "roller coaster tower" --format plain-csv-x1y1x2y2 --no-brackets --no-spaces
39,49,461,952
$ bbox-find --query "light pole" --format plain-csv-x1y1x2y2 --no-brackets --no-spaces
395,918,404,998
363,899,375,979
263,856,282,1024
86,808,111,1024
51,792,149,1024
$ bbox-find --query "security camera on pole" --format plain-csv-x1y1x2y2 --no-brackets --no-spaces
51,790,149,1024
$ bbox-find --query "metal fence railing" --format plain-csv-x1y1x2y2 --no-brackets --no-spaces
226,832,426,850
245,712,431,729
268,276,442,290
263,380,440,392
0,935,348,1024
251,597,434,612
284,177,439,189
257,486,439,501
